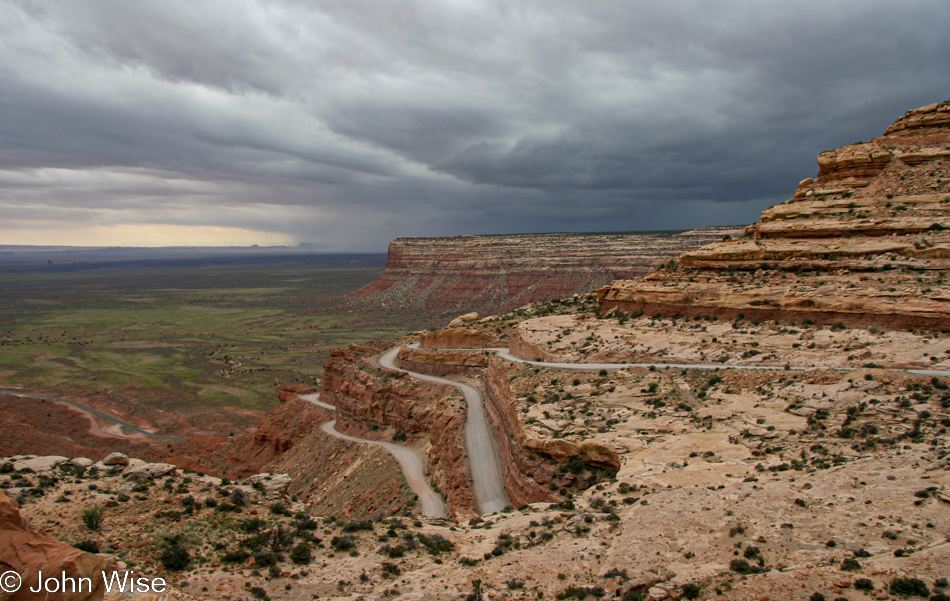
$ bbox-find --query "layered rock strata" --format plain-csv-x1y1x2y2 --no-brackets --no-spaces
350,227,743,315
600,101,950,329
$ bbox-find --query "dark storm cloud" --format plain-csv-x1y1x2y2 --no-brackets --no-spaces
1,0,949,249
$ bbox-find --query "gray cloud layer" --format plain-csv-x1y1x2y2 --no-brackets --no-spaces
1,0,948,249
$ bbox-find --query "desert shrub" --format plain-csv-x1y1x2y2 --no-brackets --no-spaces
222,549,249,563
556,585,606,599
73,540,99,553
729,559,766,574
271,502,290,516
330,535,355,550
289,543,312,565
681,583,701,599
840,558,861,572
241,517,267,532
418,533,454,555
82,505,105,531
228,488,247,507
160,545,191,571
342,520,373,532
889,577,929,597
854,578,874,591
250,550,277,567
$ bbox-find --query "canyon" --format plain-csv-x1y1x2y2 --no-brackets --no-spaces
3,101,950,601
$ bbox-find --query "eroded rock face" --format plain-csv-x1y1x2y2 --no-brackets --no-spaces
0,491,113,601
419,328,500,350
482,355,620,506
396,347,490,376
277,384,318,404
393,345,620,507
349,227,744,315
600,101,950,329
322,344,477,516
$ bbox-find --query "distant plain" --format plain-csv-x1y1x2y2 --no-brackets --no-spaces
0,256,433,436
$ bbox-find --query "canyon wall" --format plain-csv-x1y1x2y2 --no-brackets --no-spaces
321,344,477,516
393,346,620,507
600,101,950,330
349,227,743,315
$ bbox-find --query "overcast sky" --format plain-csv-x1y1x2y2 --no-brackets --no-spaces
1,1,948,250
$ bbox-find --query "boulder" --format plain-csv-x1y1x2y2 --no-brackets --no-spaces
69,458,94,468
0,491,113,600
100,453,129,467
245,473,292,495
12,456,68,472
447,312,479,327
123,458,147,472
124,463,177,479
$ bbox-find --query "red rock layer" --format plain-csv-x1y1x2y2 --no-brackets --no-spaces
600,101,950,330
349,227,743,315
321,344,477,516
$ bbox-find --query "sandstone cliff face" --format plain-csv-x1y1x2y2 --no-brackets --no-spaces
322,344,477,516
600,100,950,329
396,347,489,376
0,491,113,601
349,227,743,315
419,328,500,349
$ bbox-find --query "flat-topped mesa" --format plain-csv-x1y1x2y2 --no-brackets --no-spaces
349,227,743,314
600,100,950,330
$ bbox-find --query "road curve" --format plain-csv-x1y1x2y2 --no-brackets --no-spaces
299,392,447,519
378,347,510,515
0,389,186,440
404,343,950,376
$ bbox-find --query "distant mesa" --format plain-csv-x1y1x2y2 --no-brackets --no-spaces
599,100,950,330
348,227,744,316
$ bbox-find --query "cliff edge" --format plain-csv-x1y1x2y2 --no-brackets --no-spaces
599,101,950,330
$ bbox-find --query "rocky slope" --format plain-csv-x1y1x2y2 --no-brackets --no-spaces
599,101,950,329
349,227,743,315
165,384,416,520
389,287,950,600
